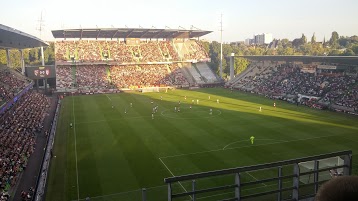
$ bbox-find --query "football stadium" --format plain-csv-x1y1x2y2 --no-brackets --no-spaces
1,2,358,201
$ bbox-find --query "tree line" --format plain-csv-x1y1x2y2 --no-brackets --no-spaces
203,31,358,79
1,31,357,79
0,42,55,69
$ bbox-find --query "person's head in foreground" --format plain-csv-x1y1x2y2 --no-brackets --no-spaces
315,176,358,201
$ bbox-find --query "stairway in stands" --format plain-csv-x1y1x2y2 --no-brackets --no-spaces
195,63,219,83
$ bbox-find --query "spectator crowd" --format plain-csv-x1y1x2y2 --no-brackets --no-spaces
76,66,109,89
0,68,30,105
0,91,49,201
110,65,172,88
56,64,190,90
54,39,210,90
184,40,209,61
231,61,358,114
55,40,207,62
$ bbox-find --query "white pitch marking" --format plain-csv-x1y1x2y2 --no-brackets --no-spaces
75,115,152,125
222,140,250,150
160,109,222,120
158,158,192,199
160,134,340,159
105,93,112,101
72,96,80,201
246,172,267,186
223,139,288,150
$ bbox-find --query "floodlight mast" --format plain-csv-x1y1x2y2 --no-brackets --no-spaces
220,13,223,79
37,11,45,66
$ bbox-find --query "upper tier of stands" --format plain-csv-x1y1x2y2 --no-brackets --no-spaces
0,67,31,106
228,61,358,115
55,40,208,63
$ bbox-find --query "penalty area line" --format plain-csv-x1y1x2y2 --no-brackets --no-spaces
105,94,112,101
223,139,288,150
160,134,340,159
246,172,267,186
158,158,192,200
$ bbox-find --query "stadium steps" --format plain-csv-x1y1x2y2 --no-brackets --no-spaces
65,47,69,60
165,41,175,61
174,42,189,60
165,64,171,73
172,42,180,59
106,66,112,83
156,42,166,61
186,63,205,84
178,63,196,85
166,64,177,84
242,62,272,89
129,46,141,62
75,47,79,60
72,65,76,86
17,69,33,83
99,45,104,60
192,63,207,83
107,43,111,59
165,41,181,61
183,41,192,56
196,62,219,83
230,61,274,89
229,64,255,86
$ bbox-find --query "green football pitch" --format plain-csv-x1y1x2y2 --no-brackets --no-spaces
45,88,358,201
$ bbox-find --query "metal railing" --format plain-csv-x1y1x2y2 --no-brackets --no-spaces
34,99,61,201
164,150,352,201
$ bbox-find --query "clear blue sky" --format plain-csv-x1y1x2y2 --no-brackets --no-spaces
1,0,358,42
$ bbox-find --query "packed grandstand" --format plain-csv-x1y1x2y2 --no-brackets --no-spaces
0,67,50,201
54,36,220,91
0,26,357,201
226,60,358,115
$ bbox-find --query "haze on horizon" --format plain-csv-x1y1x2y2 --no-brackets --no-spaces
1,0,358,42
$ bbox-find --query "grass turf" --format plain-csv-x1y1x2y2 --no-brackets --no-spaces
45,88,358,201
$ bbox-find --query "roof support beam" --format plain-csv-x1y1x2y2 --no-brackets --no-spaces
125,29,134,38
111,29,120,39
171,31,184,39
140,29,150,38
96,29,101,39
152,29,165,38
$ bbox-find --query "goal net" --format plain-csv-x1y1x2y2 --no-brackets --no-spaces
299,156,344,184
141,87,160,93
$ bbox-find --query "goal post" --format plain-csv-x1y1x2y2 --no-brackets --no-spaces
298,156,344,184
140,87,160,93
140,87,175,93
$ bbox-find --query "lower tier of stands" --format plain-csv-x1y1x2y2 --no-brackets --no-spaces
0,91,49,201
229,61,358,115
56,63,219,90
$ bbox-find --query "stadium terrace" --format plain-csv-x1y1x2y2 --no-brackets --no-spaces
0,24,357,201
